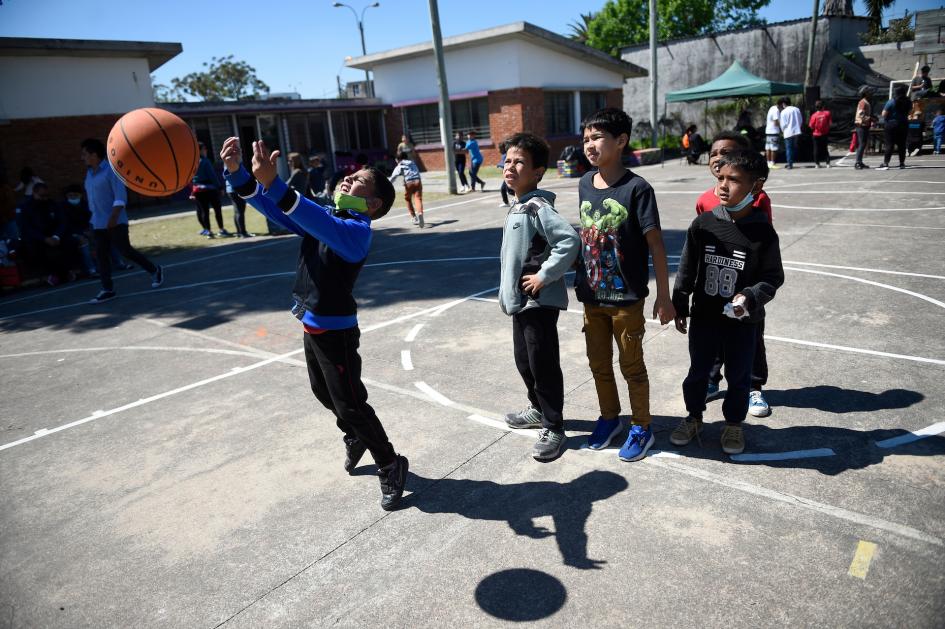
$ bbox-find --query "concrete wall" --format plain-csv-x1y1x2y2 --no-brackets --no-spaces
621,17,871,136
855,40,945,90
370,39,626,104
0,56,155,119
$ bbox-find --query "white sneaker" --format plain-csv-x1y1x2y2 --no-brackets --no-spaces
748,390,771,418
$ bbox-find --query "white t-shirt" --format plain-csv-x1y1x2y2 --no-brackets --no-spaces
765,105,781,135
779,106,803,138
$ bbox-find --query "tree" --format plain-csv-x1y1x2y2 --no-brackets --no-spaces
822,0,853,16
864,0,896,31
568,11,596,43
167,55,270,102
584,0,770,57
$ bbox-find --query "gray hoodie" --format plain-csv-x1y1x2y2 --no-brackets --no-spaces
499,189,580,316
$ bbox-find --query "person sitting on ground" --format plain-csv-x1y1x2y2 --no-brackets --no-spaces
389,150,425,228
16,182,78,285
672,150,784,456
61,184,96,277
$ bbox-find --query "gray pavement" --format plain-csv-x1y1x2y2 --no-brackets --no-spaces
1,154,944,628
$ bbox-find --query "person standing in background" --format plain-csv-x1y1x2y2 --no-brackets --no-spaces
778,97,802,170
453,131,470,193
809,100,833,168
854,86,875,170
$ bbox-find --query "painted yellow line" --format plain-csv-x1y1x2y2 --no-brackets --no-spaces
848,541,878,579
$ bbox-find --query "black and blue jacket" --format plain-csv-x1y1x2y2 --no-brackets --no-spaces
225,166,373,330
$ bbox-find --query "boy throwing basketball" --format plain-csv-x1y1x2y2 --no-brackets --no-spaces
220,137,408,511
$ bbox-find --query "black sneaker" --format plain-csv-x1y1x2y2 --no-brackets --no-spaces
89,290,116,304
378,455,408,511
151,265,164,288
505,405,543,429
344,438,367,474
533,428,566,462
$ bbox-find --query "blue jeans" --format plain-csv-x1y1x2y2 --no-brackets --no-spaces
469,160,485,190
784,135,797,166
935,133,943,154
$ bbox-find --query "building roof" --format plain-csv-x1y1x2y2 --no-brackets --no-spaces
161,98,388,117
347,21,646,78
0,37,182,71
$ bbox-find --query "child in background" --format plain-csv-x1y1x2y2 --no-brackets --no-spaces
499,133,579,462
695,131,774,417
809,100,833,168
671,150,784,455
466,131,486,191
933,108,945,155
389,151,425,228
497,145,513,207
453,131,470,193
575,108,675,462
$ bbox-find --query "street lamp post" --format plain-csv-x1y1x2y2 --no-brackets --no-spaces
333,2,379,98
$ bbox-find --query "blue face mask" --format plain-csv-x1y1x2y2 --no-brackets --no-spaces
724,192,754,214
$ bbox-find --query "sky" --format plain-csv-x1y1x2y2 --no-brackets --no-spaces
0,0,936,99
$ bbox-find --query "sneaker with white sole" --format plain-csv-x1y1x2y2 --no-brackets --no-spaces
418,214,424,229
618,424,654,462
584,417,622,450
748,390,771,417
669,416,703,447
533,428,566,461
505,405,543,429
89,290,116,304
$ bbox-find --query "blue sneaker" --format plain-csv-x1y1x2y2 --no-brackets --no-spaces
706,381,720,401
618,424,654,462
748,390,771,417
584,417,622,450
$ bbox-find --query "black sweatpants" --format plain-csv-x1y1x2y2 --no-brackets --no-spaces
883,126,908,167
454,156,468,188
813,135,831,165
303,327,396,468
229,192,247,235
512,306,564,431
93,224,157,292
194,189,224,231
683,317,758,425
708,319,767,390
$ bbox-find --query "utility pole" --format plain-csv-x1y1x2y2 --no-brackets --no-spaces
649,0,658,150
804,0,821,94
427,0,456,194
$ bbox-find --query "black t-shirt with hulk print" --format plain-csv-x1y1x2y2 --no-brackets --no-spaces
574,169,661,306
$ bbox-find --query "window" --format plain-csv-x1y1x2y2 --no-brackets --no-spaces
286,113,331,156
580,92,607,122
545,92,574,136
403,97,489,145
334,110,384,150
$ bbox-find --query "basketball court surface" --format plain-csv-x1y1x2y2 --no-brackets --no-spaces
1,157,944,627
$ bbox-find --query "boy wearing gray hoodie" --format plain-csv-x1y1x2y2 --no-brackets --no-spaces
498,133,580,461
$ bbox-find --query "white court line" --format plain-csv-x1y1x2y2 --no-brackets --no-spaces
763,179,945,189
414,381,454,406
0,346,264,360
400,350,413,371
731,448,836,462
404,324,424,343
783,261,945,280
467,295,945,365
763,336,945,366
0,347,304,453
875,422,945,449
655,190,945,195
773,203,945,212
784,266,945,310
468,414,517,433
822,223,945,231
648,458,943,547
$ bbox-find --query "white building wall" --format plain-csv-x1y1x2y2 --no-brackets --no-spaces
369,39,625,103
0,56,155,119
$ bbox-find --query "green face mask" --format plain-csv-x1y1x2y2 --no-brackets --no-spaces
333,191,369,214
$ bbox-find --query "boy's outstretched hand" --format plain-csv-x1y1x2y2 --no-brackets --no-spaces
674,316,688,334
252,140,281,189
220,137,242,173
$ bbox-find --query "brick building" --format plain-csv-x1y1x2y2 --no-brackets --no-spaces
347,22,644,169
0,37,181,201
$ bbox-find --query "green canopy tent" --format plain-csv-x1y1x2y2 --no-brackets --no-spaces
665,61,804,135
665,61,804,102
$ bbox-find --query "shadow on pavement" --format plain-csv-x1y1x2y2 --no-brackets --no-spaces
763,386,924,413
404,470,628,570
475,568,566,621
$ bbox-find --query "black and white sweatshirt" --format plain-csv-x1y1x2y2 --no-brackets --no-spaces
672,206,784,323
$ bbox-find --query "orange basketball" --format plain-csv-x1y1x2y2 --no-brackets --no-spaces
107,108,199,197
